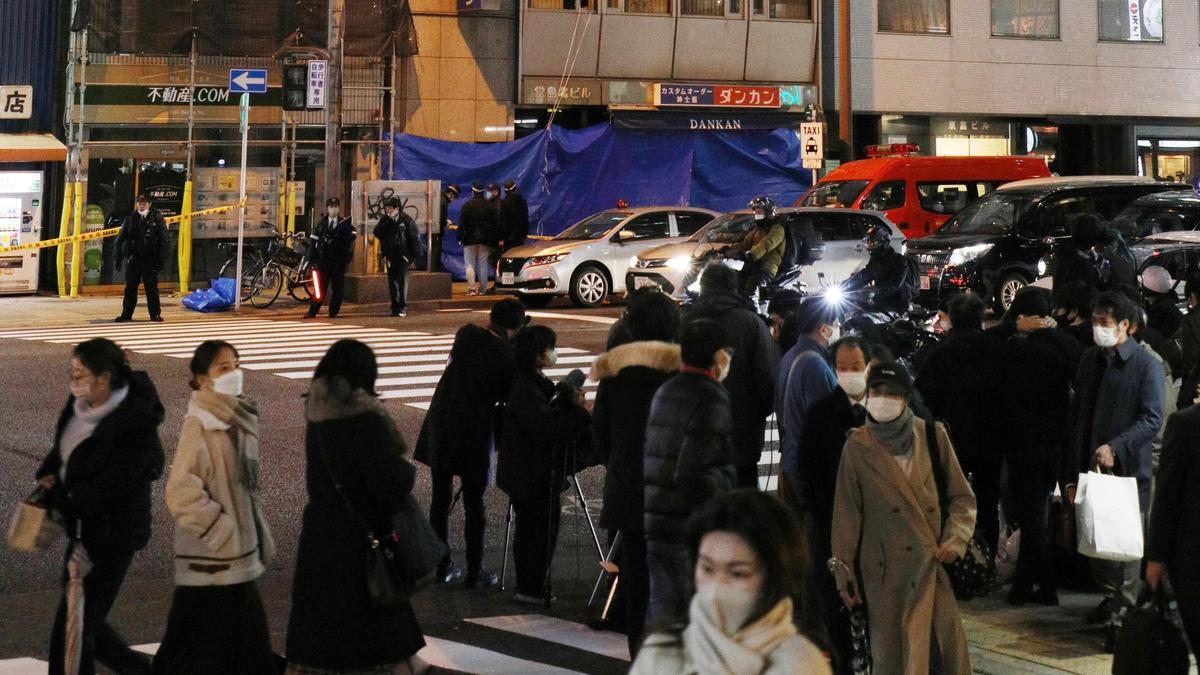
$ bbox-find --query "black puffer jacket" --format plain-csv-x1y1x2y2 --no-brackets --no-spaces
683,290,778,466
37,371,166,552
458,196,497,246
643,371,736,546
499,192,529,250
591,341,681,533
496,370,591,504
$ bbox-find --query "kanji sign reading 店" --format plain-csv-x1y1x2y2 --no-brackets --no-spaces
0,86,32,119
655,84,780,109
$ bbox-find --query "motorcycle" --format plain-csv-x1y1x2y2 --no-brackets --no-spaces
681,246,808,317
819,277,941,374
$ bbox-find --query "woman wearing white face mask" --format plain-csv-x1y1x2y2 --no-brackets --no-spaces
155,340,278,673
831,362,976,675
631,490,830,675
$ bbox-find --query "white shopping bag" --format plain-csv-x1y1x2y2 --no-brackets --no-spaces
1075,471,1143,562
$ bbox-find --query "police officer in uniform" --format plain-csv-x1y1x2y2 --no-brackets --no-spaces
306,197,356,319
373,196,421,317
114,194,169,323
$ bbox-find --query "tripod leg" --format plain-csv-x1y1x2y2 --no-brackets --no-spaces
500,502,514,591
572,475,605,560
588,531,622,608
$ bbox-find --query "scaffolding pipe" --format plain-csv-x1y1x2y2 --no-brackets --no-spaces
388,41,397,179
186,31,196,180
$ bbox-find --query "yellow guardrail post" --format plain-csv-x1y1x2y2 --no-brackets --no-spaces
56,182,74,297
179,180,193,293
286,181,296,235
69,184,84,298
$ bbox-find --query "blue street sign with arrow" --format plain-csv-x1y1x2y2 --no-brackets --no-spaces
228,69,268,94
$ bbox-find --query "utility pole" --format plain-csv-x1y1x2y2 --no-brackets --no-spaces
837,0,853,160
325,0,344,206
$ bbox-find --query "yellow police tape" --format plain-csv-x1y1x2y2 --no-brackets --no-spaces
0,201,246,254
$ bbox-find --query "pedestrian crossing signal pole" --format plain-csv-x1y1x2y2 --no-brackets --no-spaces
235,92,249,311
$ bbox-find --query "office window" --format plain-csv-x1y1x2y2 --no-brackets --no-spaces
530,0,593,10
1098,0,1162,42
992,0,1058,38
762,0,810,20
878,0,949,33
681,0,737,16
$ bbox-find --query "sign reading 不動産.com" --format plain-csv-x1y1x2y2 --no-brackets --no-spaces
72,84,284,124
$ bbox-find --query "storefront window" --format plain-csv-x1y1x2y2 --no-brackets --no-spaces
992,0,1058,38
878,0,949,34
1098,0,1162,42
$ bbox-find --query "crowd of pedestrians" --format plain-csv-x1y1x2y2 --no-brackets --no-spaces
23,207,1200,673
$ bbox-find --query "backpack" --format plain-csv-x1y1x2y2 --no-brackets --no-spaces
900,254,921,302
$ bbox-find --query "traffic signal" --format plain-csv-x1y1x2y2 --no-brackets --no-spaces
283,64,307,111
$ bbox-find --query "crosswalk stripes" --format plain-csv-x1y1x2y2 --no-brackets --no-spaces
0,615,630,674
0,318,782,489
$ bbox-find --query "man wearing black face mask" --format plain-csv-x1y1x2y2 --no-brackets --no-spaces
114,195,169,323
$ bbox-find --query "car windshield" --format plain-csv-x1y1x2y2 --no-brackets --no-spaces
798,180,870,208
695,213,758,243
938,192,1038,235
554,211,630,240
1111,204,1200,240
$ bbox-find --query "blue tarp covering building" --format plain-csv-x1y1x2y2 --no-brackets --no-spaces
386,123,812,277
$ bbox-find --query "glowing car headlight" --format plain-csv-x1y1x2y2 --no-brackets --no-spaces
947,243,993,267
666,255,693,271
527,253,568,267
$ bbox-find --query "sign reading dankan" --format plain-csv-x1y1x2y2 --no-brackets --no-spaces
655,84,780,109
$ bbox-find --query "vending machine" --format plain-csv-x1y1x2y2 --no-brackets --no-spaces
0,171,44,294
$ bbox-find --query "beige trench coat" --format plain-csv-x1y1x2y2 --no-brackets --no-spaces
831,417,976,675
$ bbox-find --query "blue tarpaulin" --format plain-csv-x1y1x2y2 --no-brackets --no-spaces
385,123,811,278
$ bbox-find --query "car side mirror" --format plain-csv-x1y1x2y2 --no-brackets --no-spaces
617,230,636,243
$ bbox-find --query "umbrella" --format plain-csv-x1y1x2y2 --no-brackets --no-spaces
63,542,92,675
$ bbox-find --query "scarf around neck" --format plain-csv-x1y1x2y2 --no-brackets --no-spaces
867,406,915,457
684,594,797,674
188,390,261,490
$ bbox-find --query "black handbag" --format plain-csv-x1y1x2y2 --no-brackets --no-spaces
319,447,446,607
925,419,996,600
1113,584,1191,675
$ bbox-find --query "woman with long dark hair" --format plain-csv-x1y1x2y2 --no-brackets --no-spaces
630,490,830,674
285,339,427,674
153,340,277,674
37,337,165,675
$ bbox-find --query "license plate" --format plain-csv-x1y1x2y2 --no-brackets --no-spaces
920,276,931,290
501,273,514,285
633,276,656,289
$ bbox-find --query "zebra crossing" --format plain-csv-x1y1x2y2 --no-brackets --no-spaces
0,317,780,487
0,613,632,674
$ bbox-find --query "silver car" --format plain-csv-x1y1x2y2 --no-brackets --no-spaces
627,207,906,299
495,206,719,307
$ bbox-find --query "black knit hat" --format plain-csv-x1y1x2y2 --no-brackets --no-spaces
867,361,913,395
490,299,528,331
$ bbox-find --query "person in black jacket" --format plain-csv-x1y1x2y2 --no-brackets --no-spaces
643,319,737,628
798,335,876,674
306,197,356,319
1147,406,1200,664
286,340,427,674
459,183,498,296
1052,214,1137,308
914,292,1005,555
114,195,169,323
591,288,682,654
415,299,527,588
37,338,165,675
684,263,779,488
497,326,591,604
434,183,458,273
373,196,421,317
990,287,1083,607
499,180,529,252
843,224,911,315
1140,265,1183,355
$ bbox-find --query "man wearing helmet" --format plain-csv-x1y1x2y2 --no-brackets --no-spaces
739,196,787,304
843,223,912,314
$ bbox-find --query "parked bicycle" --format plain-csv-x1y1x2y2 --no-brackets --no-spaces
218,230,313,308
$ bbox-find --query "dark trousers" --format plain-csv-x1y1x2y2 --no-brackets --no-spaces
646,542,690,629
620,531,650,658
120,258,160,320
1009,447,1056,592
430,470,487,575
48,542,150,675
385,257,410,314
1170,557,1200,665
803,511,854,674
511,495,561,597
735,463,760,489
307,265,346,318
960,448,1003,555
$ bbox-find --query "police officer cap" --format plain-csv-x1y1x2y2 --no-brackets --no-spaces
503,179,517,191
490,299,527,331
867,361,913,395
135,194,150,203
384,196,403,210
471,182,485,193
445,184,460,196
326,197,341,207
487,182,501,193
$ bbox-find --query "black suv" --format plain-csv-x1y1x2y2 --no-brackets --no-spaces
1111,189,1200,241
905,177,1180,311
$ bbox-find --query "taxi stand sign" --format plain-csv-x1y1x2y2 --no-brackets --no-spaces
801,122,824,170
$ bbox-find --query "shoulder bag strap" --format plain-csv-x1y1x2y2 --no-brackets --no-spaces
316,445,380,546
925,418,948,514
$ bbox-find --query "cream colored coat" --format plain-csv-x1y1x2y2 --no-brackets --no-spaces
831,418,975,675
165,394,275,586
